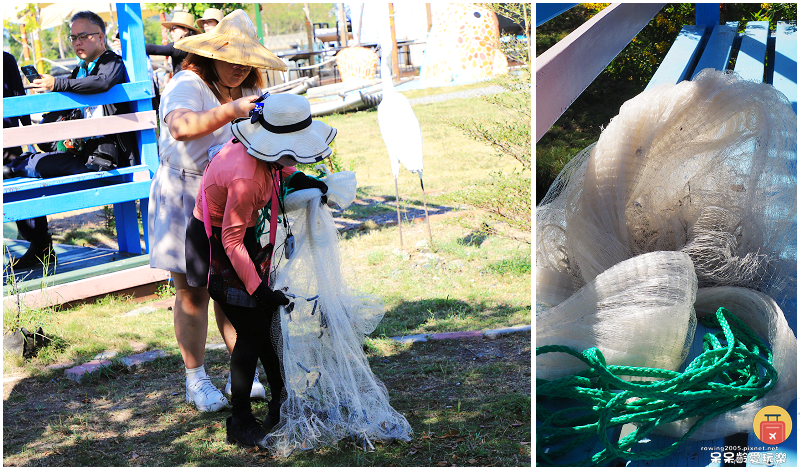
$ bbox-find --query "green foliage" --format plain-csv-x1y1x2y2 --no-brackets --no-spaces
447,70,531,171
600,3,695,88
441,4,530,238
725,3,797,30
156,281,176,299
259,3,336,36
445,170,531,242
479,3,532,63
4,4,72,72
146,3,245,18
3,246,59,335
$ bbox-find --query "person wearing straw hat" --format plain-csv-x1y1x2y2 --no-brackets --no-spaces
196,8,224,33
148,9,289,415
144,11,200,74
184,92,332,449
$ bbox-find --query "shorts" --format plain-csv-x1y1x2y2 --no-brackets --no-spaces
147,163,202,273
185,216,261,289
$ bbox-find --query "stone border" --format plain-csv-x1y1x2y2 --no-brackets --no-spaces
49,299,529,384
389,324,531,343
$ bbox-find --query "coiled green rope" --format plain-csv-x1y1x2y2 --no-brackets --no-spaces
536,307,778,466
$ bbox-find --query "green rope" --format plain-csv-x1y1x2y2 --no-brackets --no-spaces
536,307,778,467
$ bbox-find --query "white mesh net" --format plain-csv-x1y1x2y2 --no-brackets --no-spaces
653,286,797,440
537,69,797,316
536,251,698,380
536,69,797,440
267,167,413,456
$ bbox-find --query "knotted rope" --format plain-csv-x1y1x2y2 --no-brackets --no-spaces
536,307,778,466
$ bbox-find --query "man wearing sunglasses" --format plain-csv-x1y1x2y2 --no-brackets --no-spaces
5,10,136,268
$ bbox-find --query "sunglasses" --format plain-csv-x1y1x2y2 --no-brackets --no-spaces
68,32,101,43
170,26,187,32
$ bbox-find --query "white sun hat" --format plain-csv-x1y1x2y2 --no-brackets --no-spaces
196,8,224,30
232,93,337,164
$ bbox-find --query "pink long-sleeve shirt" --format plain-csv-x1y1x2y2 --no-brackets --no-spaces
194,138,296,295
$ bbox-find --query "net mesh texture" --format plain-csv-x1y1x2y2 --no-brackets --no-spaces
266,167,413,456
536,69,797,440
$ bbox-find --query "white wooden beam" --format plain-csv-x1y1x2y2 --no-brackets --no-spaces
536,3,665,142
3,110,157,148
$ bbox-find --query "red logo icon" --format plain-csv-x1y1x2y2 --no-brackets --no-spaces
754,406,792,445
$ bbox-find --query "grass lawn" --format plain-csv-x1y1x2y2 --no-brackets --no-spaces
3,81,532,465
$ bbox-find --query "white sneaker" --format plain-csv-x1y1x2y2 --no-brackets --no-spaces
186,375,228,412
225,369,267,400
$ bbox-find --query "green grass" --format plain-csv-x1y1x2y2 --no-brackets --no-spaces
3,334,531,466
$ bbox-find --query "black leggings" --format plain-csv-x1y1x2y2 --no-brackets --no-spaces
220,301,284,418
186,216,285,417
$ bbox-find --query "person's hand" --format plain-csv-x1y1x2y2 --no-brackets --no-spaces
253,277,290,312
31,74,55,93
111,37,121,53
290,172,328,194
232,95,259,119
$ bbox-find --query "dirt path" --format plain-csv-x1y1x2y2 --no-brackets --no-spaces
2,332,531,466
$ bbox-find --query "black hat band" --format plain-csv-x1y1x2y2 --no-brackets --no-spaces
258,114,313,134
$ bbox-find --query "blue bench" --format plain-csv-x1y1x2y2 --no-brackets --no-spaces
3,3,158,256
536,3,797,466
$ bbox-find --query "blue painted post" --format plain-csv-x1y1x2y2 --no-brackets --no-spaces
695,3,720,30
536,3,578,27
115,2,154,254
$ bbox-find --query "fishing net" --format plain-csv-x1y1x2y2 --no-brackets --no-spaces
537,305,783,465
536,69,797,316
536,69,797,452
653,286,797,440
536,251,698,380
267,166,412,456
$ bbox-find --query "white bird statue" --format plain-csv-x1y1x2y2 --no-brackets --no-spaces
375,6,432,249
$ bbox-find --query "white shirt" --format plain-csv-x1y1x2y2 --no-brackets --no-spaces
158,70,258,172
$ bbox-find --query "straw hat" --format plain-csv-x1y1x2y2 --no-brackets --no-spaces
161,11,201,34
196,8,223,29
232,94,336,164
174,9,287,71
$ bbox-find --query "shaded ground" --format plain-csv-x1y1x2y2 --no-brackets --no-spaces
3,332,531,466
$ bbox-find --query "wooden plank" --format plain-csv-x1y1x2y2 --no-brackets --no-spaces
645,25,706,90
1,81,153,119
691,21,738,78
734,21,768,82
3,254,168,310
536,3,665,142
773,21,797,114
2,110,157,148
536,3,578,27
3,165,150,194
2,180,152,222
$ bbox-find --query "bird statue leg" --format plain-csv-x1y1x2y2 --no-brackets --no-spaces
394,174,404,250
419,173,432,245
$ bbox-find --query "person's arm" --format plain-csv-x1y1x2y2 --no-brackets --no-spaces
145,43,175,57
220,178,265,295
165,95,258,141
48,51,125,94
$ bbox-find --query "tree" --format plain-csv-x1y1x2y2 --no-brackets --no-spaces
259,3,336,36
146,3,246,18
444,3,531,242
